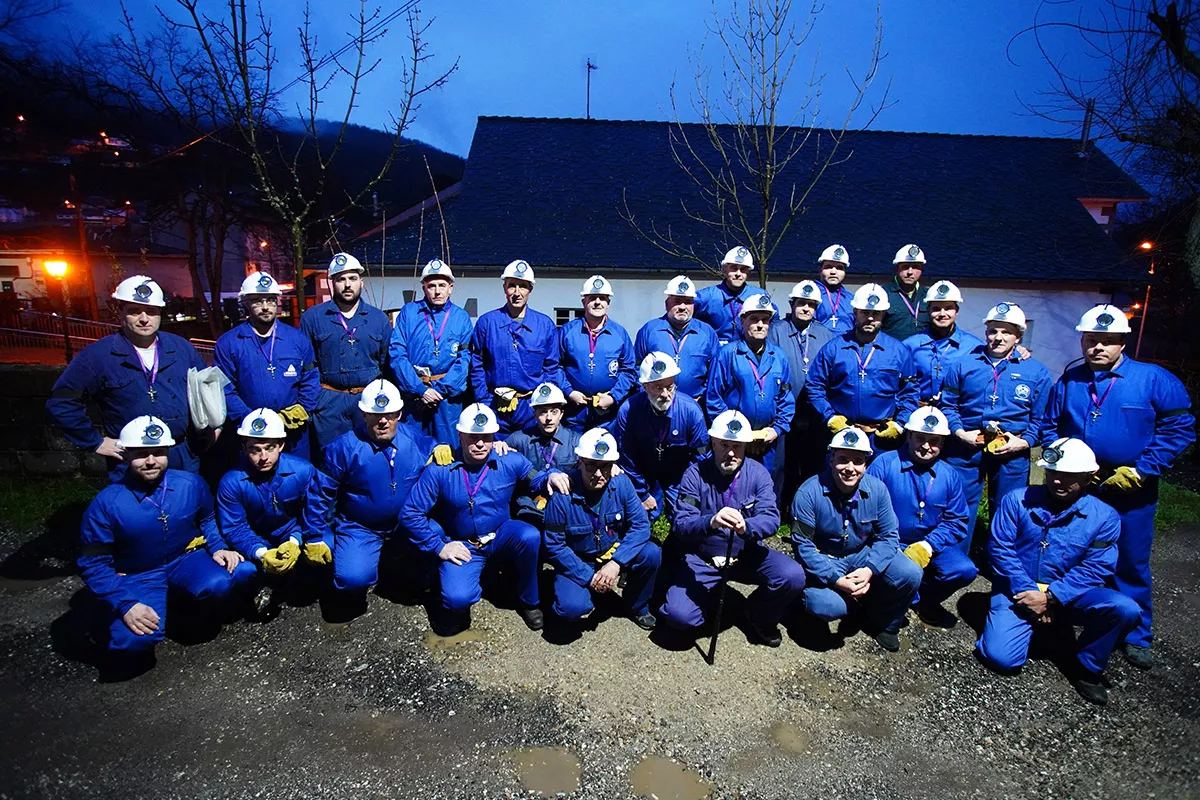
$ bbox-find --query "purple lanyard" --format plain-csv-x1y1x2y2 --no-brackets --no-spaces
898,289,919,321
669,329,693,359
1089,375,1117,413
138,341,160,394
822,286,843,318
335,311,358,342
143,476,170,530
986,356,1007,404
839,488,862,533
460,465,491,507
258,325,277,372
744,353,767,394
718,473,740,511
855,344,876,377
798,329,813,369
586,320,605,359
384,446,397,494
908,468,935,519
423,305,450,349
539,441,559,469
582,500,606,539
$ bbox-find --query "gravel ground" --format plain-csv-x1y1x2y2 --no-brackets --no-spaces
2,518,1199,799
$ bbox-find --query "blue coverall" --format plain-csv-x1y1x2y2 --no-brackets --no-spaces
300,301,392,452
47,332,207,481
610,392,708,521
806,331,918,442
768,318,835,501
78,470,256,651
1045,356,1195,649
977,486,1140,674
556,317,638,430
543,471,662,618
694,282,766,344
633,316,720,403
388,299,474,444
504,426,581,524
881,278,928,341
469,306,560,434
790,472,923,634
903,326,984,403
813,284,853,335
217,452,317,564
866,449,978,607
659,457,806,630
705,339,795,477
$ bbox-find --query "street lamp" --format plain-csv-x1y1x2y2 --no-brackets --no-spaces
1135,241,1154,358
44,260,72,362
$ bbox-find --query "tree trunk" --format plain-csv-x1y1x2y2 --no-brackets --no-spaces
206,197,231,338
177,194,217,336
292,223,306,326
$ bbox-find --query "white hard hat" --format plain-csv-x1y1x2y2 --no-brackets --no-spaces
421,259,454,281
789,280,823,302
817,244,850,267
112,275,165,308
739,292,778,317
639,351,682,384
663,275,697,298
530,382,568,407
358,379,403,414
118,415,175,448
1076,304,1132,334
575,428,620,462
722,246,754,269
893,244,926,265
581,275,614,297
923,280,962,304
905,407,951,436
457,403,500,435
708,409,754,443
239,271,282,297
237,408,286,439
851,283,890,311
1037,437,1100,473
501,259,536,284
829,426,873,454
984,302,1028,332
328,252,365,277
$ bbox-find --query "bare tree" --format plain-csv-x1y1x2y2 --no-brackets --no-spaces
622,0,890,287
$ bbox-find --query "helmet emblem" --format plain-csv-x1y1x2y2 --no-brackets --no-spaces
923,415,938,430
843,430,859,446
595,440,610,456
907,245,921,259
996,302,1011,314
678,280,690,292
250,417,267,434
515,262,528,275
134,283,153,300
727,419,743,434
257,273,272,290
538,384,552,398
652,360,667,375
1096,312,1114,328
802,284,815,296
474,412,488,428
866,294,880,308
1043,447,1061,464
592,277,604,291
833,246,845,259
936,283,949,296
144,423,164,441
736,246,749,260
335,254,348,267
428,260,442,272
374,393,389,410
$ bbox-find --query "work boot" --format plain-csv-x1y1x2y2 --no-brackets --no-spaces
252,585,280,621
747,618,783,648
1122,643,1153,670
519,605,545,631
873,630,901,653
1072,669,1109,706
915,599,957,629
631,611,657,631
431,607,471,637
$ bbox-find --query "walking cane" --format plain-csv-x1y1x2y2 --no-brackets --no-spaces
705,524,737,666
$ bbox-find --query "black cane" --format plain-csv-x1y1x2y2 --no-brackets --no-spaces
705,524,737,666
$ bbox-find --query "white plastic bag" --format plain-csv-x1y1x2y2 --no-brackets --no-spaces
187,366,231,430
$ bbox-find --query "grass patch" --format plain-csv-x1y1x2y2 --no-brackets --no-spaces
1157,481,1200,532
0,476,104,533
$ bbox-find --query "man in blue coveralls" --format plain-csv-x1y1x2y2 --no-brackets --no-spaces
977,437,1140,706
79,415,254,678
504,382,580,526
812,244,853,335
866,407,976,628
694,246,765,344
48,275,209,481
470,260,560,434
215,271,319,460
706,293,795,479
658,410,807,648
401,403,571,635
216,408,318,617
807,283,918,451
903,280,983,405
1045,304,1195,670
611,352,709,522
941,302,1052,549
881,244,929,341
301,253,392,454
634,275,720,408
557,275,637,430
791,426,923,652
543,428,661,631
388,258,474,444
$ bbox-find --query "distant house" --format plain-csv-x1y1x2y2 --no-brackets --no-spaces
342,116,1148,373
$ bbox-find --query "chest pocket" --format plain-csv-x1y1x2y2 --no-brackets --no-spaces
519,341,546,375
1118,404,1154,442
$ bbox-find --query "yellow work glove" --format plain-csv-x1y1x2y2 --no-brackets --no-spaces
875,420,904,440
827,415,849,433
279,404,309,429
495,387,518,413
302,541,333,565
985,432,1010,454
595,541,620,564
534,495,548,510
1100,466,1143,493
429,444,454,466
903,540,933,569
1037,582,1049,593
262,540,300,575
750,429,772,442
185,535,207,552
591,392,611,409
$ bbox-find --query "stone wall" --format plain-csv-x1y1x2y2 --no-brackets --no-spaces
0,364,106,477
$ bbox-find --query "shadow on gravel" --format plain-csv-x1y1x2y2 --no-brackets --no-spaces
956,590,991,635
0,499,88,584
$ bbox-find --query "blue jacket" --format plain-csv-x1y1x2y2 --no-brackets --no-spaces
694,282,766,343
48,331,205,450
470,306,559,399
633,316,720,400
1045,356,1195,476
388,299,473,399
866,450,969,551
768,319,834,404
611,392,708,505
556,317,637,401
217,453,317,558
674,456,779,560
300,301,391,390
989,486,1121,605
941,346,1053,440
215,322,319,422
790,472,900,586
79,470,224,614
881,279,929,341
807,331,917,424
903,327,985,402
544,471,651,586
813,284,853,335
705,338,796,435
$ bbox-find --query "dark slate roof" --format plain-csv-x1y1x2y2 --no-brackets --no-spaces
351,116,1148,283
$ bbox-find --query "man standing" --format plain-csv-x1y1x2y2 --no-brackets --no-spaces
881,244,929,341
658,410,807,648
977,438,1141,705
557,275,637,430
504,382,581,525
215,272,319,459
790,427,923,652
48,275,210,481
634,275,720,406
543,428,661,630
1045,304,1195,670
389,259,474,445
813,244,853,335
866,407,976,628
301,253,392,453
903,280,983,405
694,246,765,345
469,260,560,434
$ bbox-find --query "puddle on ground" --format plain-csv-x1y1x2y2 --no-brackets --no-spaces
629,756,712,800
422,628,486,654
842,706,894,740
510,747,581,795
769,721,812,754
319,620,351,633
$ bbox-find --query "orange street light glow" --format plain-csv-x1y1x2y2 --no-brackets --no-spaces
44,260,68,278
1139,241,1154,250
259,240,269,248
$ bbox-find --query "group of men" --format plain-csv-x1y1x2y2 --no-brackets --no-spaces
49,242,1195,705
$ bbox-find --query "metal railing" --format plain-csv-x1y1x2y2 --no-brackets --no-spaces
17,310,119,341
0,326,98,353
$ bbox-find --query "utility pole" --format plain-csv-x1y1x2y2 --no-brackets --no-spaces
69,174,98,319
586,58,598,120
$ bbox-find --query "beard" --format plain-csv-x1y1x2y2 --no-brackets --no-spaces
650,394,673,413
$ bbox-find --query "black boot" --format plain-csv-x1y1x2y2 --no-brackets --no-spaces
518,605,545,631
